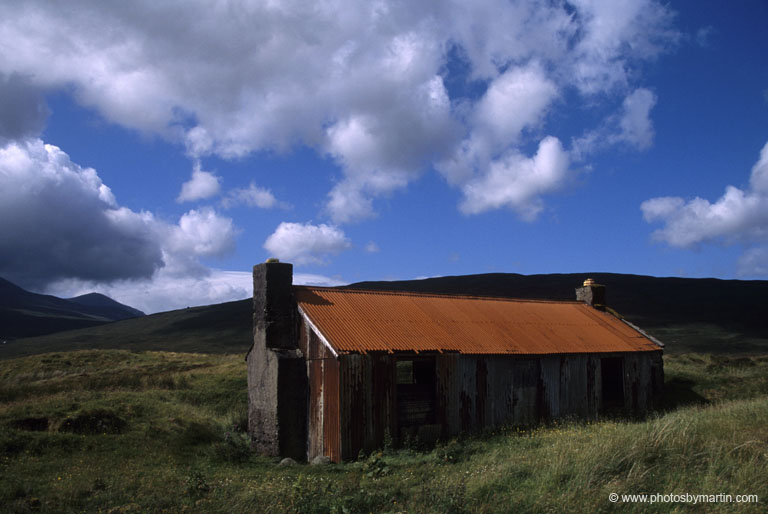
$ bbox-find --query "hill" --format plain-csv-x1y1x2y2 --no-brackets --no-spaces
3,271,767,359
67,292,145,320
0,276,145,340
0,298,251,359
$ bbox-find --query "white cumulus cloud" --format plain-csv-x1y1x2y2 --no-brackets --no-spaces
460,136,571,220
473,63,558,148
263,222,351,265
641,140,768,252
568,0,679,94
177,162,221,203
0,0,679,222
171,208,236,257
572,88,658,160
437,62,569,216
45,269,346,314
222,183,286,210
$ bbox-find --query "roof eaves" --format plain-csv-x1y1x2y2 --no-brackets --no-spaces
620,319,665,349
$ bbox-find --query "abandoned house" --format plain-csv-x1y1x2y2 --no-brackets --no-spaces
247,261,664,463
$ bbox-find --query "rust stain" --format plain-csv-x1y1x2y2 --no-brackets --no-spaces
308,359,323,459
295,286,660,355
323,357,341,463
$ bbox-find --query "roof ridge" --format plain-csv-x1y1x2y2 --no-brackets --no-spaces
293,284,581,304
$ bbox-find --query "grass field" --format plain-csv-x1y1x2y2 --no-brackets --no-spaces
2,349,767,513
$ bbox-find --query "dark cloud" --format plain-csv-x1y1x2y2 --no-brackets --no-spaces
0,73,49,143
0,140,163,289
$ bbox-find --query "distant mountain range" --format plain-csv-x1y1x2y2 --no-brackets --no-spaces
0,277,144,339
2,271,767,359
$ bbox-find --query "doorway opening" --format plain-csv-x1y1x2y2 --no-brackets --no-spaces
601,357,625,413
396,358,436,429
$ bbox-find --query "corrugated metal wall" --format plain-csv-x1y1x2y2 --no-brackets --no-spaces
308,359,323,459
304,321,342,463
327,351,661,460
322,356,340,461
435,354,460,433
338,354,397,461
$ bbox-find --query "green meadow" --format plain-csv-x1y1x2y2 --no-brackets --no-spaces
1,347,767,513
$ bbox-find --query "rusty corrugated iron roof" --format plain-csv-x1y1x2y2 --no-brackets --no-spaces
294,286,661,355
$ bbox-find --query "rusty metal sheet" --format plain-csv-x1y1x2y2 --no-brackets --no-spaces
338,354,398,460
340,355,365,460
308,359,323,460
323,357,341,463
294,286,661,356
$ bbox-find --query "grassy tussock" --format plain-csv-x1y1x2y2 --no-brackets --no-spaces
463,399,768,512
0,350,766,513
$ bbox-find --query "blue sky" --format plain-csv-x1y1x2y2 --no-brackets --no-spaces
1,0,767,313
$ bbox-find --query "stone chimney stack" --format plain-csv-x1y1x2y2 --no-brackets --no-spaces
247,260,307,460
576,278,606,310
253,260,296,350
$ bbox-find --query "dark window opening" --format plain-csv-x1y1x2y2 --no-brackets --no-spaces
397,360,413,385
601,357,625,412
396,358,436,427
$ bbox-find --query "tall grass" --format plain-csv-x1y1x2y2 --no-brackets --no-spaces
1,350,766,513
